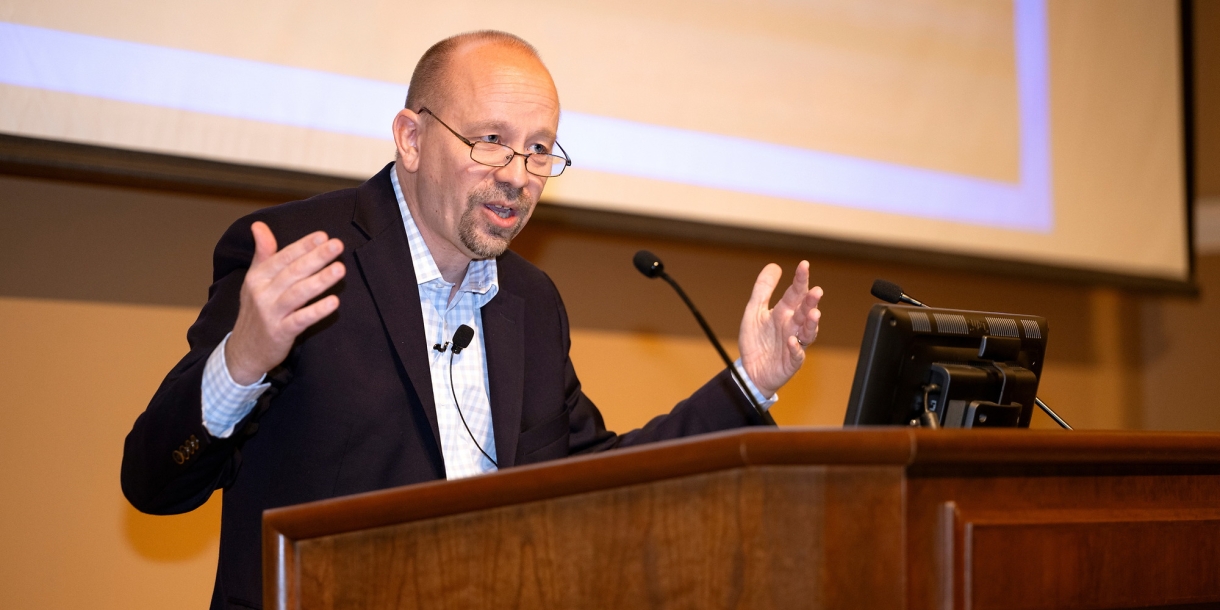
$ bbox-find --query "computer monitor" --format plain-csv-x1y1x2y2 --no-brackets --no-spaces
843,304,1048,428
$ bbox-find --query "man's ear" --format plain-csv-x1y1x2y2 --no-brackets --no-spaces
392,109,422,172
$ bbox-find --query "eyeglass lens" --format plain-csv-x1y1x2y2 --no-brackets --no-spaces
469,142,566,177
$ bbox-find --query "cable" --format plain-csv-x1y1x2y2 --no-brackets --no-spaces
448,348,498,468
919,384,941,429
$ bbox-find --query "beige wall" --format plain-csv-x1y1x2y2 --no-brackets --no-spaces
0,297,221,608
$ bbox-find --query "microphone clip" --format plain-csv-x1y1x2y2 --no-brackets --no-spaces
432,342,450,353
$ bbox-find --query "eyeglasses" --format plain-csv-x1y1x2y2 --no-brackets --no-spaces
419,107,571,178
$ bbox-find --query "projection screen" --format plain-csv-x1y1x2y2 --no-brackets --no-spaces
0,0,1190,282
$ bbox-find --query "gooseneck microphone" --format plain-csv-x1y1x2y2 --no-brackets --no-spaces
870,279,1073,430
633,251,776,425
447,324,498,467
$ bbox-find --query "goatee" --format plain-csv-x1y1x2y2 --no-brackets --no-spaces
458,181,532,259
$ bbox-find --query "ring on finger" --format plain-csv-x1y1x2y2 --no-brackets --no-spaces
795,336,810,349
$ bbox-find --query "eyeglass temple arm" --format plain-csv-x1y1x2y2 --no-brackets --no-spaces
553,140,571,166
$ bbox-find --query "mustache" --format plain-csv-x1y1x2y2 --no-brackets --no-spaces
468,181,526,207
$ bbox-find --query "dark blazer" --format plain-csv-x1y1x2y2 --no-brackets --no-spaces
121,163,765,610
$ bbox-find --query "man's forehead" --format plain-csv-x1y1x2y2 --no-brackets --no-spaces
449,39,549,76
444,42,560,117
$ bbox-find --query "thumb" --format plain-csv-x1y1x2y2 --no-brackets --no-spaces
250,221,278,266
747,263,783,312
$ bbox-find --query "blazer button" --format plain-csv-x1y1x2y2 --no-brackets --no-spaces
173,450,186,464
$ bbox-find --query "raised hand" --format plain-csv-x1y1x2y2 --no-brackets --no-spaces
738,260,823,398
224,222,346,385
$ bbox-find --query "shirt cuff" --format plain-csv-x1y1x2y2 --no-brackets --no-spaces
732,358,778,411
201,333,271,438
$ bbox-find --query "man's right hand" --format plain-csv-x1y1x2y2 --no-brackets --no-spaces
224,221,346,385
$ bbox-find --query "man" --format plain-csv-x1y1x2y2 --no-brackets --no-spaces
122,31,822,610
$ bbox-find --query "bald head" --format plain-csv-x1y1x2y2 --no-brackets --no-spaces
405,31,549,113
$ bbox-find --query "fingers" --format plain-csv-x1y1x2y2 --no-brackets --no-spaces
761,260,823,343
275,261,346,316
777,261,812,310
265,236,345,297
793,286,824,342
797,285,824,319
800,304,822,344
282,294,341,335
244,223,346,318
787,335,807,362
248,228,336,284
792,260,810,288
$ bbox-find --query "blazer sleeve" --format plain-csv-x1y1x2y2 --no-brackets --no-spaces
120,215,273,515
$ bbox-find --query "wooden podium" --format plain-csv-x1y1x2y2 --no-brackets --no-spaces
263,428,1220,609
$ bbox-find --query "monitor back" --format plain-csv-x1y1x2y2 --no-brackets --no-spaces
843,304,1048,427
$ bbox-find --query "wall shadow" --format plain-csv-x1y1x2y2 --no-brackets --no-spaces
123,494,221,561
0,175,263,308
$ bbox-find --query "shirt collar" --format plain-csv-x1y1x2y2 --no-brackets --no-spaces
391,166,499,297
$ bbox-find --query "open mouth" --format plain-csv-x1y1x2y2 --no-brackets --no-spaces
485,203,516,220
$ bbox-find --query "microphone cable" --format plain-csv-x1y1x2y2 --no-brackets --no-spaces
446,324,498,467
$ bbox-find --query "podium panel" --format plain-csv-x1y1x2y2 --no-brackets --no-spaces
264,429,1220,609
952,509,1220,609
292,467,903,608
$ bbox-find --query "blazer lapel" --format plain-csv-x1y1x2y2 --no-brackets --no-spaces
482,288,525,468
350,164,443,459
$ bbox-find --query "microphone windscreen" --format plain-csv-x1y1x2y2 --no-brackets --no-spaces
452,324,475,350
633,250,664,278
870,279,905,304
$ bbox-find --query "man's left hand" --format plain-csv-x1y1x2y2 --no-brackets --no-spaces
738,261,823,398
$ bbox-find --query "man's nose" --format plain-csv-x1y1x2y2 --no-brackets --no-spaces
492,153,531,189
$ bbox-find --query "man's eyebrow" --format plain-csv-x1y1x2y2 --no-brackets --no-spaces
464,119,556,142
